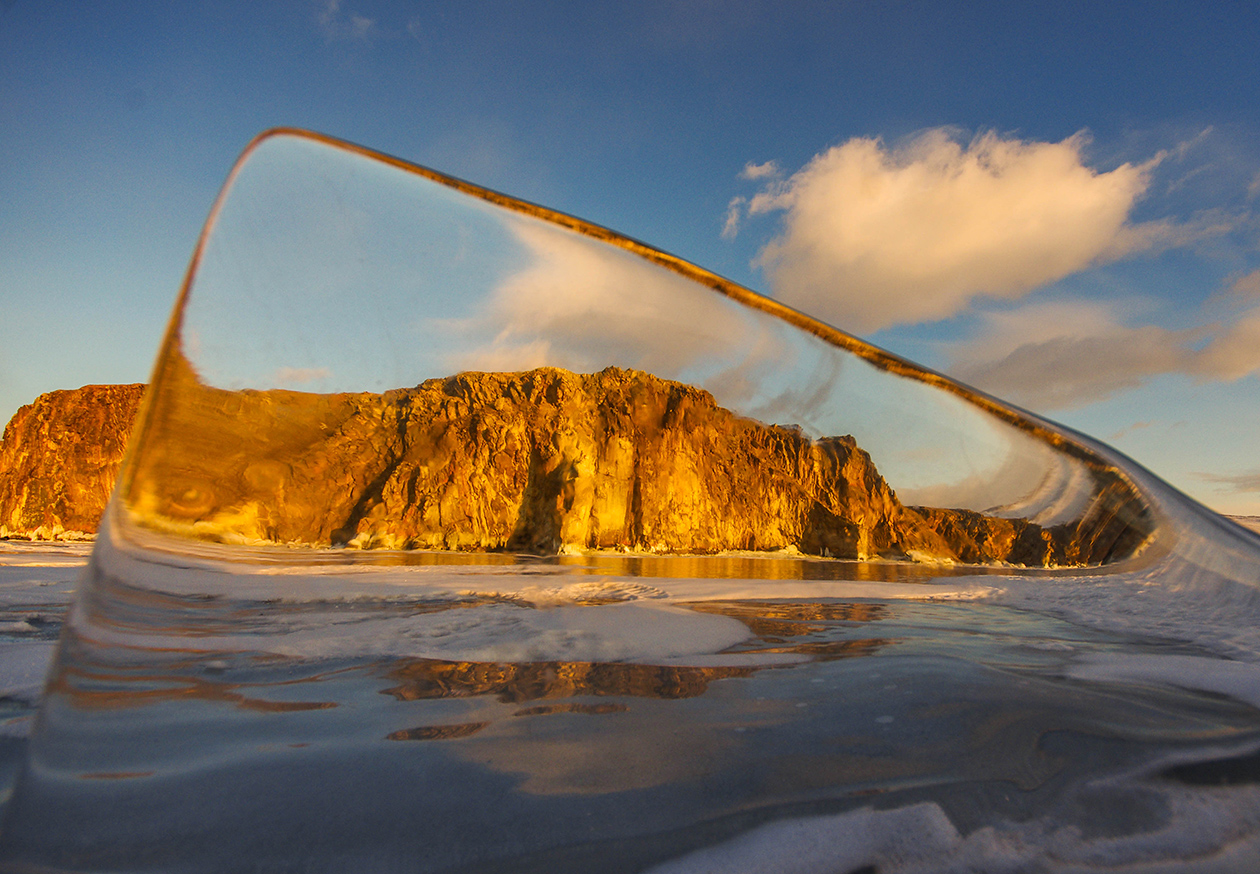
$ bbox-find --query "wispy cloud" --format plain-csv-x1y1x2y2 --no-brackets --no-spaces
272,366,332,387
721,196,745,239
728,128,1211,334
1194,470,1260,494
1109,420,1158,441
317,0,374,41
441,217,779,386
948,295,1260,410
948,301,1196,409
1229,268,1260,300
1187,306,1260,382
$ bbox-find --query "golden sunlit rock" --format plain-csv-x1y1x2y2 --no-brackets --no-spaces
126,355,960,557
0,384,145,539
382,659,757,704
0,361,1151,565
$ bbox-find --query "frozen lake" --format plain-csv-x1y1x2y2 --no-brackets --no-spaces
2,533,1260,871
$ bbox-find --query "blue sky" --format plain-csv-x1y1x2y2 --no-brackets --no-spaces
2,1,1259,513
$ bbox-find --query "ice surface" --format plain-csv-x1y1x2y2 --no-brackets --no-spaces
0,544,80,747
0,643,57,706
647,789,1260,874
1067,653,1260,709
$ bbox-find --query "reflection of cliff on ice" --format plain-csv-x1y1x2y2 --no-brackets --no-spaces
80,514,1001,663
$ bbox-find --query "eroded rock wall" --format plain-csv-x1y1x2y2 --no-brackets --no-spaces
0,384,146,539
127,364,954,560
2,369,1152,566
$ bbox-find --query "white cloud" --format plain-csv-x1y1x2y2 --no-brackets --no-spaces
442,217,784,391
737,128,1173,334
948,295,1260,410
739,160,780,181
721,196,745,240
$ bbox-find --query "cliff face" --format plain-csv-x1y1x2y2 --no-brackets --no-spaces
0,384,146,539
126,364,954,560
2,369,1152,566
912,479,1152,568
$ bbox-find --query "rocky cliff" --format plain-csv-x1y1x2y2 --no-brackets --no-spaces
1,368,1151,566
126,361,956,559
0,384,146,539
912,482,1150,567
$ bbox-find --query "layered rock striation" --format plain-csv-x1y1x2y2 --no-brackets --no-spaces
0,384,146,539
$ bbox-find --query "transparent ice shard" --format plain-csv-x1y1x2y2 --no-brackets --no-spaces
105,130,1188,569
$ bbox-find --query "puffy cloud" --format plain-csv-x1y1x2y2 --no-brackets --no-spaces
443,217,788,397
738,128,1168,333
740,160,781,181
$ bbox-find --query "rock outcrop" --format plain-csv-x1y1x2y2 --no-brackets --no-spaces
2,366,1153,566
913,480,1151,567
0,384,146,539
126,361,955,559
